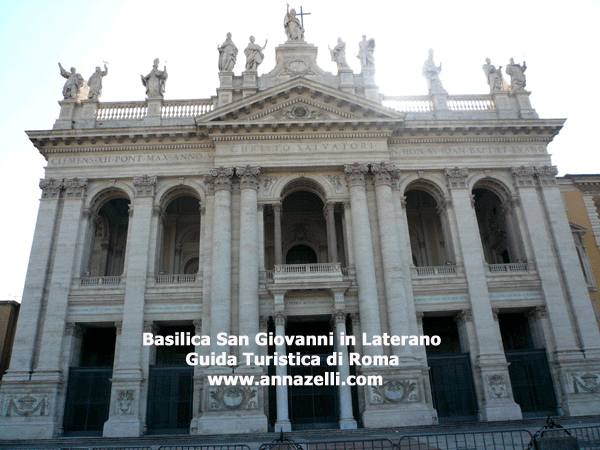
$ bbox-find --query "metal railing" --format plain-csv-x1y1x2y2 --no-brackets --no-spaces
159,446,252,450
80,276,122,286
538,426,600,450
398,429,533,450
260,438,395,450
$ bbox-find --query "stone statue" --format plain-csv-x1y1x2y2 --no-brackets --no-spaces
422,48,446,95
58,63,84,100
329,38,350,70
357,35,375,70
505,58,527,92
87,63,108,100
244,36,267,71
482,58,504,93
284,3,304,41
218,33,238,72
141,58,167,99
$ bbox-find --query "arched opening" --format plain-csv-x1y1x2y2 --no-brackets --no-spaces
473,188,513,264
405,189,449,266
159,195,200,274
286,244,318,264
88,197,130,276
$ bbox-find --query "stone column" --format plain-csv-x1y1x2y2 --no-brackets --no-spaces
2,179,63,381
237,166,261,357
190,319,203,434
206,168,234,354
445,168,521,421
342,201,355,271
343,163,383,357
332,311,357,429
371,163,412,359
200,185,215,358
104,175,156,437
274,312,291,432
258,204,265,271
324,202,338,263
273,203,283,265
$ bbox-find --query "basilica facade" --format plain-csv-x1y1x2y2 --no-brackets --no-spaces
1,18,600,439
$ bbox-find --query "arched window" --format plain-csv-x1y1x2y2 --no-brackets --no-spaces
159,195,201,274
286,244,318,264
88,197,130,276
405,189,448,266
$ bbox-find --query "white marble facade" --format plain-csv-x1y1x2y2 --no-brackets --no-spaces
2,29,600,439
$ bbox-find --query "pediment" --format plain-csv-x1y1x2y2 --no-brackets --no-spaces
196,78,404,127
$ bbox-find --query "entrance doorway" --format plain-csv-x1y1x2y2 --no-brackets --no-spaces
63,327,116,436
423,317,478,422
286,320,339,430
499,313,558,417
146,325,193,434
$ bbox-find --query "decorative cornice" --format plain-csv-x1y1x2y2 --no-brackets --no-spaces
371,162,400,187
344,163,369,188
236,166,261,190
40,143,214,154
133,175,157,197
209,131,393,141
274,313,286,326
445,167,469,189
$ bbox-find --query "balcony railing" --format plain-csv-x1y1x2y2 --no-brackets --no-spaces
269,263,345,284
412,265,457,276
80,276,122,286
487,262,529,273
155,274,197,284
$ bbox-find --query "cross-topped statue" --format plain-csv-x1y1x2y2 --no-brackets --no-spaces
298,6,311,27
284,3,305,41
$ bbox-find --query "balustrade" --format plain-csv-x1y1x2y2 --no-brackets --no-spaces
448,95,495,111
80,276,122,286
161,100,214,117
412,265,457,276
487,262,529,273
97,102,147,120
155,274,197,284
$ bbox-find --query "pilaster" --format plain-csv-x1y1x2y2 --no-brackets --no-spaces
445,168,522,421
103,175,156,437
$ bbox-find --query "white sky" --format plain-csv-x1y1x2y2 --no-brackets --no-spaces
1,0,599,300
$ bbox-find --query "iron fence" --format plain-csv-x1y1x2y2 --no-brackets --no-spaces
158,446,252,450
398,429,533,450
537,426,600,450
259,439,395,450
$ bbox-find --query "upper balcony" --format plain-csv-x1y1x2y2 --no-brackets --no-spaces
265,263,347,286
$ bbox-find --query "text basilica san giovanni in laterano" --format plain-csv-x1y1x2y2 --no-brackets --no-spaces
1,6,600,439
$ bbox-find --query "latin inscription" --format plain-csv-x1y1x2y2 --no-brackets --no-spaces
390,145,546,156
223,141,381,155
49,152,213,167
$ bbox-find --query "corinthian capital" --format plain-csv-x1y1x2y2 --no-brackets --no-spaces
535,166,559,186
63,178,88,198
344,163,369,188
445,167,469,189
512,166,536,187
205,167,234,192
236,165,261,190
371,162,400,187
133,175,157,197
39,178,63,199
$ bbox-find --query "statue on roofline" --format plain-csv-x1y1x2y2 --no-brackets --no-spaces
87,63,108,100
244,36,267,71
329,38,350,71
506,58,527,93
58,62,84,100
422,48,446,95
482,58,504,93
218,32,238,72
284,3,304,41
357,35,375,71
141,58,167,99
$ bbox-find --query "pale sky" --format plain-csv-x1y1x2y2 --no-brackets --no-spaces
1,0,599,300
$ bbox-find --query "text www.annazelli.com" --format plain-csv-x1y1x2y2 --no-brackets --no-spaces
207,374,383,387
